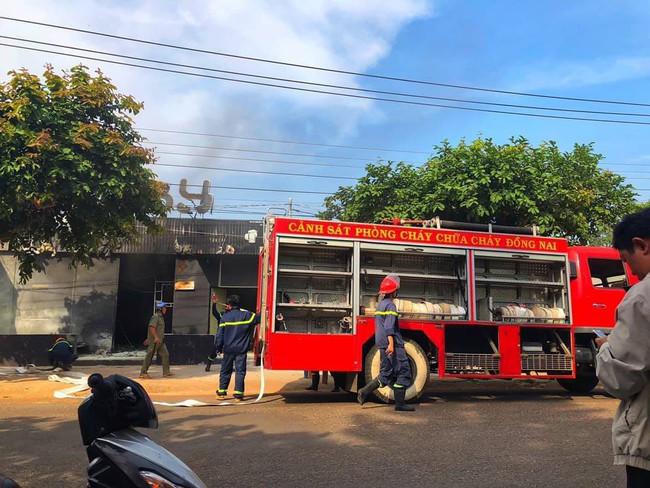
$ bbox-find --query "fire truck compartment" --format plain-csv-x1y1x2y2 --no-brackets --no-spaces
520,327,573,375
444,326,501,375
440,325,573,377
474,251,569,323
359,247,467,317
274,307,353,334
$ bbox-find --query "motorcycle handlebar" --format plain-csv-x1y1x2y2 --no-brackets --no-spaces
88,373,104,388
88,373,117,399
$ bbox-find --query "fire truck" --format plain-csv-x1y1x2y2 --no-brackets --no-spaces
254,215,636,402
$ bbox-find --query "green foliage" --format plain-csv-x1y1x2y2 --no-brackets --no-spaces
0,65,167,282
319,136,638,245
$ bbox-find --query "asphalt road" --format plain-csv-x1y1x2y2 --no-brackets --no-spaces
0,367,625,488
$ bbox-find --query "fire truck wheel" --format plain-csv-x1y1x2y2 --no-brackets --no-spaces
363,339,430,403
556,374,599,394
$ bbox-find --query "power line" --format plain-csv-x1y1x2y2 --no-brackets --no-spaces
141,130,650,171
153,161,359,180
136,130,650,166
160,203,315,217
139,128,432,155
179,195,322,208
4,35,650,120
149,141,650,170
155,149,650,173
145,141,409,163
164,184,324,206
3,16,650,108
154,150,374,169
168,184,331,195
4,41,650,126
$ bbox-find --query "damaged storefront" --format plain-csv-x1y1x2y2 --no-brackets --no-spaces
0,218,262,366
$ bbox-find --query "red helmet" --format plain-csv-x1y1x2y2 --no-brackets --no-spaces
379,274,400,294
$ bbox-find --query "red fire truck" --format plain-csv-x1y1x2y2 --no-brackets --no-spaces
254,215,636,402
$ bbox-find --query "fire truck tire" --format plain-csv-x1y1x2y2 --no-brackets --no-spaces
363,339,429,403
556,374,599,394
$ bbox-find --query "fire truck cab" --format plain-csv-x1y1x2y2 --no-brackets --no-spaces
254,216,635,402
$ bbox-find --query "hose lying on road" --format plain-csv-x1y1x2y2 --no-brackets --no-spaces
48,357,266,407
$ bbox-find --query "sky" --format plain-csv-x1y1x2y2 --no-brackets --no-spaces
1,0,650,221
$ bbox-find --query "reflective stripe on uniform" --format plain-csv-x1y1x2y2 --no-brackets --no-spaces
393,384,406,388
218,313,257,327
218,389,227,394
374,311,398,316
48,340,72,351
234,390,244,395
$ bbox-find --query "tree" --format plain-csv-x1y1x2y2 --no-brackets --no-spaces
0,65,167,282
319,136,638,245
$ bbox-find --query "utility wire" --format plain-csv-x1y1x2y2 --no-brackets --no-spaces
145,141,419,164
164,180,649,196
154,149,650,172
2,16,650,108
152,162,359,180
154,150,374,169
4,41,650,126
148,141,650,170
185,208,314,217
167,184,331,195
139,127,432,155
137,129,650,165
163,184,324,205
3,35,650,119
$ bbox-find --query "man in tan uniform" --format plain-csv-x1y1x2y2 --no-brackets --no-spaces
139,301,173,378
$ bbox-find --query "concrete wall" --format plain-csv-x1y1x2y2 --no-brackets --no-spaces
0,255,119,352
0,257,18,333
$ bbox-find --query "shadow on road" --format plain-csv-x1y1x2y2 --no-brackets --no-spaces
273,376,611,405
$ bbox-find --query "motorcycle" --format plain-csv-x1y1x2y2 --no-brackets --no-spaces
79,372,207,487
2,372,205,488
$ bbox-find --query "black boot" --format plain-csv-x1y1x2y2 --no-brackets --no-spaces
357,378,380,405
305,372,319,391
394,388,415,412
205,357,214,372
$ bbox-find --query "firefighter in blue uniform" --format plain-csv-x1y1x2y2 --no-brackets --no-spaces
48,336,78,371
357,274,415,411
214,295,260,401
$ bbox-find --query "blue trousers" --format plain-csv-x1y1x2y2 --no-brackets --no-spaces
218,352,247,398
378,347,412,389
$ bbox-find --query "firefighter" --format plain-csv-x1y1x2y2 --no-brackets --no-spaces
357,274,415,411
48,335,78,371
214,295,260,401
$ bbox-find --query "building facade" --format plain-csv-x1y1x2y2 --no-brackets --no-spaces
0,218,263,366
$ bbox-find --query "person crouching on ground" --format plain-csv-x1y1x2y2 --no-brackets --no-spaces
48,336,78,371
214,295,261,401
357,274,415,412
139,301,174,379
